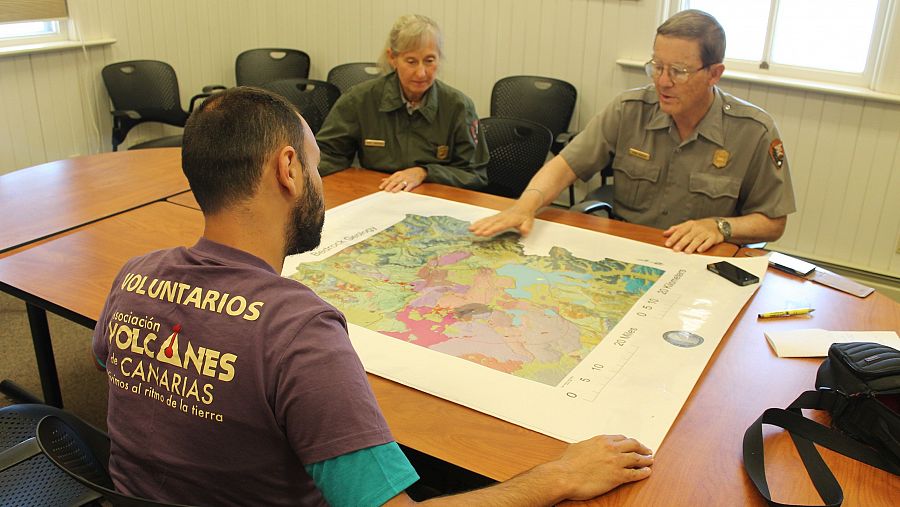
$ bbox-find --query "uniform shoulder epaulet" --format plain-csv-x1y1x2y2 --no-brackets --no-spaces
721,92,775,131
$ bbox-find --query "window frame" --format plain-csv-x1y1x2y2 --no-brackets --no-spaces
672,0,892,89
0,18,68,48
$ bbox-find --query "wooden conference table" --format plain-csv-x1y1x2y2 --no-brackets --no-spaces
1,159,897,505
0,148,185,254
0,148,186,406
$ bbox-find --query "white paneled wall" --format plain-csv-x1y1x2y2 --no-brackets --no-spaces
0,0,898,278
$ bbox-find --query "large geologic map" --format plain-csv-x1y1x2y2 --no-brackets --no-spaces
290,213,664,386
283,192,766,448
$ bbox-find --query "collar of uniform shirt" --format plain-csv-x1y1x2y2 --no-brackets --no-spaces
399,82,426,114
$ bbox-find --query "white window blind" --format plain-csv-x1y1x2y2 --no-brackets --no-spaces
0,0,67,24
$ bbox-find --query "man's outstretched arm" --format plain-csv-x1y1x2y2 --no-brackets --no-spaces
384,434,653,507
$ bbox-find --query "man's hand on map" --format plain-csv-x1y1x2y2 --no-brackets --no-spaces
663,218,723,254
469,197,546,238
379,167,428,193
540,434,653,500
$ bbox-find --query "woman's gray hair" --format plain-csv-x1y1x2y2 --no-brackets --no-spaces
377,14,443,73
656,9,726,67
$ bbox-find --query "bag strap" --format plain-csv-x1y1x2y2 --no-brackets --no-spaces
743,390,900,507
788,390,900,473
744,407,842,507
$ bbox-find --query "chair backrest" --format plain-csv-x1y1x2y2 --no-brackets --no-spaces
0,404,101,506
236,48,310,87
36,415,195,507
490,75,577,141
326,62,381,93
259,78,341,134
480,117,553,198
102,60,190,149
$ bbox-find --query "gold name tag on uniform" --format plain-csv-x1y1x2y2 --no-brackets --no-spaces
436,145,449,160
628,147,650,161
713,149,730,168
364,139,386,147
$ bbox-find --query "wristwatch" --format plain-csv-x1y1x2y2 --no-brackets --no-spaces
715,217,732,241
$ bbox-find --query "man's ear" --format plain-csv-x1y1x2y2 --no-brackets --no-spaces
275,145,302,198
707,63,725,86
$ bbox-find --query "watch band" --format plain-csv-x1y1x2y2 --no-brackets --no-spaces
715,217,732,241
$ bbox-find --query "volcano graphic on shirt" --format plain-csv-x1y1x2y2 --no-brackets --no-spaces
156,323,183,367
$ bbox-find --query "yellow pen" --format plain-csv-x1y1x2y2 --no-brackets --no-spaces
758,308,815,319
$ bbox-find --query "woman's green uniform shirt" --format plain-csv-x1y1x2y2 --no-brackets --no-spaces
316,72,489,190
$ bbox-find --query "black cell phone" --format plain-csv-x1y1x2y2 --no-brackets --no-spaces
707,261,759,286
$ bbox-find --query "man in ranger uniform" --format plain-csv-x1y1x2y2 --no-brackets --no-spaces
471,9,796,254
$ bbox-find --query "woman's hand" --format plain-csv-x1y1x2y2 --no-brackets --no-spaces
379,167,428,192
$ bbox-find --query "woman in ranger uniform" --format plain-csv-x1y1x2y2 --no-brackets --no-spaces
315,14,489,192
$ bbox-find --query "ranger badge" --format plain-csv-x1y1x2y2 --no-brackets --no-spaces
713,149,730,168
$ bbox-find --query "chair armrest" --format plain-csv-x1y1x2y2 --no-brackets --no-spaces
551,130,580,155
188,92,216,112
0,437,41,472
570,199,612,217
111,109,142,120
555,130,579,146
202,84,227,94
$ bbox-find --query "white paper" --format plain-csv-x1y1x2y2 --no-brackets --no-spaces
283,192,766,449
765,328,900,357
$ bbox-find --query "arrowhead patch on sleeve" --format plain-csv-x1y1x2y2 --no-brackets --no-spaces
769,139,785,169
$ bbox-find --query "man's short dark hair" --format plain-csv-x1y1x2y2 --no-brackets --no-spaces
657,9,726,67
182,87,305,214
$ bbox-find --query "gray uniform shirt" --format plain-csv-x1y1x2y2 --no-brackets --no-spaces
562,85,796,229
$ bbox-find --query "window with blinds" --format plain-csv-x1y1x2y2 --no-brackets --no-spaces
0,0,68,45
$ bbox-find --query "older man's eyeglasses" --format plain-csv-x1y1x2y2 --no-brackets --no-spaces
644,60,709,84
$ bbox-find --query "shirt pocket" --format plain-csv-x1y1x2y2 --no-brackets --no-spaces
612,157,662,212
359,136,396,171
688,172,742,217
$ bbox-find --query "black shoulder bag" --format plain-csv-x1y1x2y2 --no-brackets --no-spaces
743,341,900,507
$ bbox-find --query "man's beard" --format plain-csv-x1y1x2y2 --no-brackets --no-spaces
284,172,325,256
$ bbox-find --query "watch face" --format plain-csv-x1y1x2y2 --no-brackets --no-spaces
717,218,731,239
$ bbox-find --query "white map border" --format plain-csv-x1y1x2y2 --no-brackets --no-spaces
283,192,767,450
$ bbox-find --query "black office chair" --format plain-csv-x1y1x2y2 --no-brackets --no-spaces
0,404,101,506
480,117,553,199
101,60,210,151
326,62,381,93
258,79,341,134
490,75,578,203
490,75,577,154
235,48,311,87
36,415,194,507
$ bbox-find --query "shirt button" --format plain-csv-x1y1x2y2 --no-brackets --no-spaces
662,210,669,215
724,104,732,111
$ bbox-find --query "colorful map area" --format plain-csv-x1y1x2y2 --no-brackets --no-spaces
288,214,664,386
